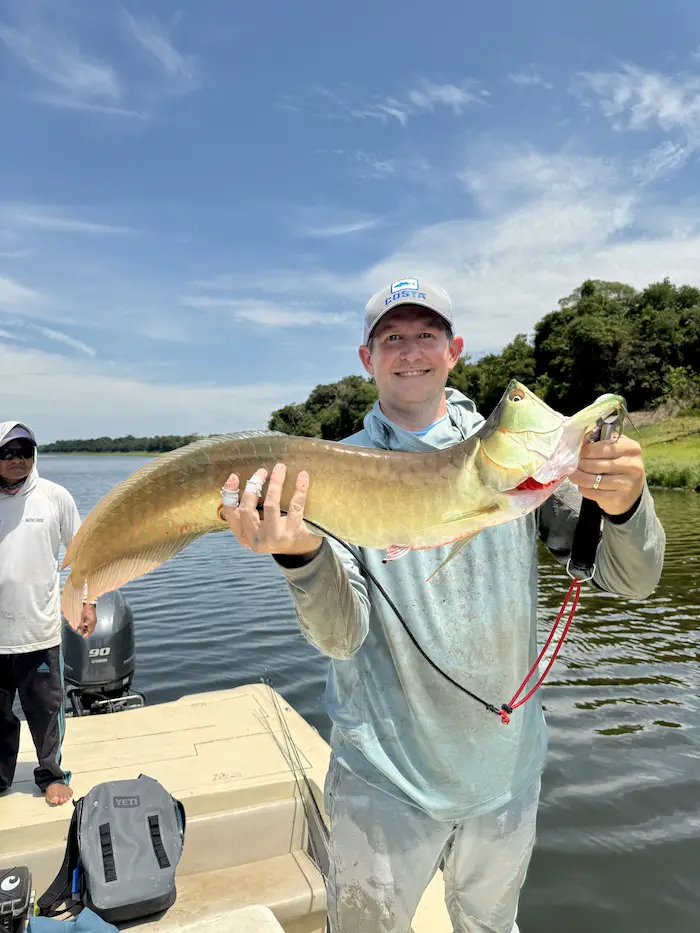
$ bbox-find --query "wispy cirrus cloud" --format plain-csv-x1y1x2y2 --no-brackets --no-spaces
180,295,348,328
310,79,487,126
0,19,124,113
0,5,198,119
123,11,198,94
299,218,381,237
509,68,553,90
407,80,486,114
292,205,382,238
32,325,96,357
320,148,399,181
0,274,44,314
1,205,139,236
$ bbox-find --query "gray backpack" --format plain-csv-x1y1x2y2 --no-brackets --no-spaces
38,775,186,924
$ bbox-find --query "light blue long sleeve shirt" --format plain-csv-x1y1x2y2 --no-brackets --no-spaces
276,389,666,821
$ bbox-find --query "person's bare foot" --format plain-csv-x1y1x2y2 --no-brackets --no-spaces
45,783,73,806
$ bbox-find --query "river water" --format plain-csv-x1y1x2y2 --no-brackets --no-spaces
41,454,699,933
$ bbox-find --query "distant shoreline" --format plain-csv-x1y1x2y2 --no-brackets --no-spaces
41,451,160,457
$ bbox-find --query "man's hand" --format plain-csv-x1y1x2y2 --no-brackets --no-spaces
569,435,646,516
79,603,97,638
220,463,322,558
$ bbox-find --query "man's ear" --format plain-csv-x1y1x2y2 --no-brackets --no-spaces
359,344,374,375
447,336,464,370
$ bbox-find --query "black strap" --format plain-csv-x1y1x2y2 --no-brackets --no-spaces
568,498,604,579
37,805,81,917
148,815,171,869
99,823,117,882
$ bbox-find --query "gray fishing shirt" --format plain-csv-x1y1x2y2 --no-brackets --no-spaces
275,389,666,821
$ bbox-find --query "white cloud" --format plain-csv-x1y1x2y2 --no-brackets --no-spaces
1,206,138,236
320,149,399,180
33,326,96,357
299,218,380,237
577,64,700,133
180,296,348,328
0,20,121,108
123,11,197,91
349,98,410,126
408,81,485,114
191,269,363,300
314,79,486,126
575,64,700,178
0,5,197,118
0,343,316,443
294,207,382,238
0,275,44,314
509,69,553,89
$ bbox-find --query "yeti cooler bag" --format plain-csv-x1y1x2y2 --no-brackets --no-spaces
38,775,186,923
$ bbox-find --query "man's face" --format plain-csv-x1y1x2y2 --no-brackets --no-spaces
0,439,35,484
359,306,463,407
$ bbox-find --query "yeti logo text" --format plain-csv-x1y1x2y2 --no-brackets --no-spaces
384,289,427,306
113,796,141,808
391,278,419,292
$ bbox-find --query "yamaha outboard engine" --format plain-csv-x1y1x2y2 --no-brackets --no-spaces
61,589,146,716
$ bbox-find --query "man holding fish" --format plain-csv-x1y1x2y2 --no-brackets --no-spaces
220,279,666,933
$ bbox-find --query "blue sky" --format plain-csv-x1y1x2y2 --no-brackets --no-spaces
2,0,700,442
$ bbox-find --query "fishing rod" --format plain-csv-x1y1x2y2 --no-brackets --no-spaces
255,680,331,932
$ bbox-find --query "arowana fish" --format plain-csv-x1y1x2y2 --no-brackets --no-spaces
60,381,625,628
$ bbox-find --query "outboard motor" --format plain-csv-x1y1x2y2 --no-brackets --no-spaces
61,590,146,716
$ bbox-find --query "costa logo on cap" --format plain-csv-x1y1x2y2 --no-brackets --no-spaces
391,279,419,292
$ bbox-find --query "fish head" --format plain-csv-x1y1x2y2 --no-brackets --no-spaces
475,380,626,503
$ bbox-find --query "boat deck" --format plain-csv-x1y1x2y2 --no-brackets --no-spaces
0,684,450,932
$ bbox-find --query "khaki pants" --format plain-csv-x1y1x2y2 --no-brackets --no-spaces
323,755,539,933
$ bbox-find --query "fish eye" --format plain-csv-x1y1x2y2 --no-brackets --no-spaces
509,389,525,403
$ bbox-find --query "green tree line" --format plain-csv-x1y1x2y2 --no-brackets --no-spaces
268,277,700,440
38,434,200,454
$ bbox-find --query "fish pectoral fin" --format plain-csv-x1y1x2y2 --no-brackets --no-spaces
439,503,500,525
425,532,480,583
382,545,412,563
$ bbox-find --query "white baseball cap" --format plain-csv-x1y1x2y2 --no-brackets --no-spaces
364,278,453,344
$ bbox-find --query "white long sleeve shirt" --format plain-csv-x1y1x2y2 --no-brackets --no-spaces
0,421,82,653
